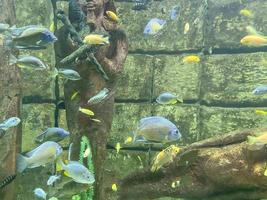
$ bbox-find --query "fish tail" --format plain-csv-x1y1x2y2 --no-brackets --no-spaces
16,154,28,173
56,158,65,172
51,68,59,80
104,36,110,44
9,54,17,65
247,136,257,145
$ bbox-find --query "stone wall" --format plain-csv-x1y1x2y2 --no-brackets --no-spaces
15,0,267,199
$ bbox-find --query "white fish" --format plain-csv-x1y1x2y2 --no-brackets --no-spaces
47,175,61,186
87,88,109,105
184,23,190,34
0,117,21,131
34,188,47,200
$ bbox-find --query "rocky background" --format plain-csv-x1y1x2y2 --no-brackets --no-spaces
14,0,267,199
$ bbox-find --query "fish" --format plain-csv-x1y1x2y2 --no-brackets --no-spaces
0,174,16,189
252,86,267,95
132,0,149,11
16,141,63,173
53,68,81,81
183,55,200,63
171,180,180,188
35,127,70,143
133,116,181,143
144,18,166,35
0,23,10,32
239,9,253,17
170,5,180,21
115,143,121,154
12,26,57,49
90,118,101,123
112,183,117,192
106,11,119,22
83,148,90,158
184,23,190,34
56,159,95,184
124,136,133,144
0,117,21,131
79,107,94,116
47,175,61,186
247,132,267,145
49,21,56,33
87,88,109,105
151,145,180,172
9,54,46,70
83,34,109,45
71,91,79,100
156,92,183,105
255,109,267,115
240,35,267,46
34,188,47,200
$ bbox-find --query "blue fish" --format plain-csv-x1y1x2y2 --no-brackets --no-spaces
170,5,180,20
35,127,70,143
252,86,267,95
143,18,166,35
133,116,181,143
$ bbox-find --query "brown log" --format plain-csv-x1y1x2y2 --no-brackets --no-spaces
0,1,21,199
119,128,267,200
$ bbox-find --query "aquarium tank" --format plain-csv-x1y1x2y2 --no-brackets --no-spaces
2,0,267,200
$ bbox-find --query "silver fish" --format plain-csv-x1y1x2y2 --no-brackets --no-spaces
16,141,62,173
34,188,47,200
156,92,182,105
35,127,70,143
55,68,81,80
0,117,21,131
252,85,267,95
9,54,46,70
87,88,109,105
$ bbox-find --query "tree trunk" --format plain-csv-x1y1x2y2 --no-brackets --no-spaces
0,1,21,200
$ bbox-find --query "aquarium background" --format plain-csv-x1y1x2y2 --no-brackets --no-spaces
11,0,267,199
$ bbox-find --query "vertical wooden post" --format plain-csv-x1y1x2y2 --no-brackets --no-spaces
0,1,21,200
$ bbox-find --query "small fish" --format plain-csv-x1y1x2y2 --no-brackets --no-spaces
124,136,133,144
0,23,10,32
0,174,16,189
0,117,21,131
17,141,62,173
184,23,190,34
240,35,267,46
133,116,181,143
49,21,56,33
79,107,94,116
56,159,95,184
106,11,119,22
170,6,180,21
71,91,79,100
90,118,101,123
183,55,200,63
252,86,267,95
87,88,109,105
247,132,267,145
34,188,47,200
115,143,121,154
9,54,46,70
83,34,109,45
156,92,183,105
55,68,81,81
47,175,61,186
171,180,180,188
35,127,70,143
151,145,180,172
239,9,253,18
144,18,166,35
112,183,117,192
83,148,90,158
255,110,267,115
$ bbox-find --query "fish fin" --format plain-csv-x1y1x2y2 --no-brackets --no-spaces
247,136,257,145
64,171,70,177
104,37,110,44
35,130,48,143
264,169,267,176
56,159,65,172
9,54,17,65
16,154,28,173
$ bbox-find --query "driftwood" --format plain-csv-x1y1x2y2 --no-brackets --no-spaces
119,128,267,200
54,0,128,199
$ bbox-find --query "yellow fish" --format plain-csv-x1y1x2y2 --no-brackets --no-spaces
182,55,200,63
71,91,79,100
184,22,190,34
171,180,180,188
115,143,121,154
240,35,267,46
247,132,267,145
83,34,109,45
239,9,253,18
255,109,267,115
79,107,94,116
151,145,180,172
112,183,117,192
151,22,163,34
124,136,133,144
49,21,56,33
106,11,119,22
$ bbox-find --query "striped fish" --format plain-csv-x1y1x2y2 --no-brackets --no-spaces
0,174,16,189
87,88,109,105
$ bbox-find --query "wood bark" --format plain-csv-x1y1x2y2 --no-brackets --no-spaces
119,128,267,200
0,1,21,200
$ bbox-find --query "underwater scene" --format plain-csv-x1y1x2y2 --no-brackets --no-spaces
3,0,267,199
